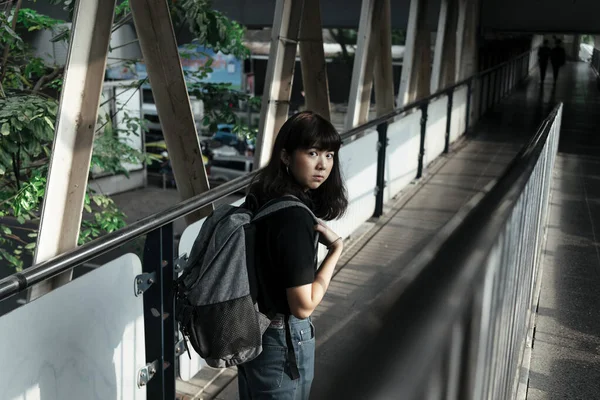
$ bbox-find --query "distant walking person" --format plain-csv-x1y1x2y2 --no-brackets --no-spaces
550,40,567,85
537,40,551,84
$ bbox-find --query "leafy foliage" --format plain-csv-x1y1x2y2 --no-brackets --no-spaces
0,0,256,271
0,7,143,270
176,0,249,59
16,8,64,32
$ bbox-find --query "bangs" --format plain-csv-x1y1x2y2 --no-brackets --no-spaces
287,112,342,152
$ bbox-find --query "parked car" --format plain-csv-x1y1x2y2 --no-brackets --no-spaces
210,124,255,156
208,154,254,185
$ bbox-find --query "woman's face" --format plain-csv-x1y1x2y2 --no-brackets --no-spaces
283,147,335,191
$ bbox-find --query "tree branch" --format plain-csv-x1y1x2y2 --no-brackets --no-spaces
32,66,64,93
11,151,21,190
0,0,23,84
5,233,27,245
3,0,14,18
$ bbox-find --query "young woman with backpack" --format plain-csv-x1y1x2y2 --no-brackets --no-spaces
239,111,349,399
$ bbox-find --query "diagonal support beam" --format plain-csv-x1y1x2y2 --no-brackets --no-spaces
457,0,481,127
254,0,305,168
398,0,433,106
345,0,377,130
28,0,117,301
299,0,331,121
457,0,480,80
373,0,395,117
130,0,212,224
431,0,460,92
345,0,395,130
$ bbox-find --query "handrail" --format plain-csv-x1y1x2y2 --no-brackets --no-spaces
0,48,535,302
323,103,562,399
340,50,532,143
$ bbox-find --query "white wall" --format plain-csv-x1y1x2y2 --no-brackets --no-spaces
0,254,146,400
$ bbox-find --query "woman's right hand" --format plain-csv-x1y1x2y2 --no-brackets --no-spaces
314,221,343,250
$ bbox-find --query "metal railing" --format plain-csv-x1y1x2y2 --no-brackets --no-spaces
0,49,535,399
0,49,534,302
592,48,600,81
324,103,562,399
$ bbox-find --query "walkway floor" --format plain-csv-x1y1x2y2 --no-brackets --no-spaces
177,66,557,399
526,64,600,399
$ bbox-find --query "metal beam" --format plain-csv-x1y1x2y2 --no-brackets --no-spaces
397,0,433,106
373,0,395,116
345,0,377,130
299,0,331,121
458,0,480,127
458,0,479,80
28,0,117,300
431,0,459,92
254,0,305,168
130,0,213,225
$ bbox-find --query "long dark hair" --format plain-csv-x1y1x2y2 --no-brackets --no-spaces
248,111,348,220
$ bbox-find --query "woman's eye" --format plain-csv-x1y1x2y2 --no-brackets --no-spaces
309,151,318,156
326,153,334,159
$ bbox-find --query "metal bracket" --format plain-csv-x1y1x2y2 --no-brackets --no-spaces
373,182,387,196
175,339,186,357
137,359,159,388
173,254,188,275
134,271,156,297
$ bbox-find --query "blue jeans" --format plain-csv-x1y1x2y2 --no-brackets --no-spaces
238,315,315,400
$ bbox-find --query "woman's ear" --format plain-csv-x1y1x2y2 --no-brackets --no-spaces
280,149,290,166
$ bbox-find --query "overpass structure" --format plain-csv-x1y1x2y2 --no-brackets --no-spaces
0,0,599,399
212,0,600,32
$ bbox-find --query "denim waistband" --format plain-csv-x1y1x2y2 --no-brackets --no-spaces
268,314,310,329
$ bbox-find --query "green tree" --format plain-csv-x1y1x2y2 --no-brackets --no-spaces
1,1,256,271
0,7,135,270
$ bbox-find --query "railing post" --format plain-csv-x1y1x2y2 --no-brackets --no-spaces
502,65,507,97
492,70,498,106
465,80,473,134
478,75,484,117
486,73,492,114
417,103,428,178
142,223,176,400
444,89,454,153
373,121,389,218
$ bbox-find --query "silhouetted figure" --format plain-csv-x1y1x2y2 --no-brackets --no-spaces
538,40,551,84
550,40,567,85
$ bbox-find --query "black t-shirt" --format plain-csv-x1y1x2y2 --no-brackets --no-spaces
254,203,317,315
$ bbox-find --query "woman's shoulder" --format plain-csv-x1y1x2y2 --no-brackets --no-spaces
259,200,316,230
269,203,315,222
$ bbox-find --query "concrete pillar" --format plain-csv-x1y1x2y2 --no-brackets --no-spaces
431,0,460,93
397,0,433,106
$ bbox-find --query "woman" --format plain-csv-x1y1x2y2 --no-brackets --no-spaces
238,111,348,399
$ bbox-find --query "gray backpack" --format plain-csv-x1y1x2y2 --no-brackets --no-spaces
174,195,319,370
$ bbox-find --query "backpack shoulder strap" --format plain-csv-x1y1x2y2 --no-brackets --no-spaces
252,195,318,224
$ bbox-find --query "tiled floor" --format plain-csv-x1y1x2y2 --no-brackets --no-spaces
527,63,600,400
